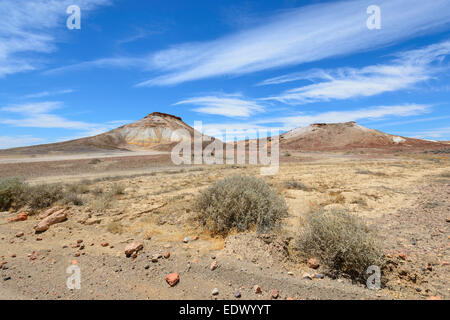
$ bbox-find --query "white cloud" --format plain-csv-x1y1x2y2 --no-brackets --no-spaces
1,101,130,136
24,89,74,99
0,136,44,149
0,0,111,77
261,41,450,104
1,101,62,114
259,104,431,128
136,0,450,86
174,94,265,118
409,127,450,140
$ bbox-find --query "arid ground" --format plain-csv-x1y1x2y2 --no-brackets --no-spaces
0,151,448,300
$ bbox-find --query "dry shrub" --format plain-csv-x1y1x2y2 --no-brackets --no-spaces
195,175,288,236
91,192,114,211
106,221,123,234
63,192,84,206
297,209,383,281
284,180,309,191
0,178,28,211
27,184,65,210
110,183,125,195
66,181,90,194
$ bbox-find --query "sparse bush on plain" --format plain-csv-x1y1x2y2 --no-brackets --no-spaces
195,175,288,236
284,180,309,191
63,192,84,206
110,183,125,195
91,192,114,211
66,181,90,194
355,170,387,177
0,178,28,211
106,221,123,234
296,209,383,281
27,184,65,210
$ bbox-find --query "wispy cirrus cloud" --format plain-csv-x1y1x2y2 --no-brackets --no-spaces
174,94,265,118
0,0,111,77
261,41,450,104
0,135,45,149
23,89,74,99
1,101,130,134
258,104,431,128
135,0,450,86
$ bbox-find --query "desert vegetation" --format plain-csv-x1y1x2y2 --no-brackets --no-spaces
296,208,384,281
195,175,288,236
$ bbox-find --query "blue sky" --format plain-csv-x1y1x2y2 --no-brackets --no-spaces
1,0,450,149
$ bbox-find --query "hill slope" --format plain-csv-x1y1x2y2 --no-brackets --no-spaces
279,121,447,151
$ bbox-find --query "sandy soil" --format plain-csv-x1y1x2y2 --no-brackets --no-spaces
0,152,448,300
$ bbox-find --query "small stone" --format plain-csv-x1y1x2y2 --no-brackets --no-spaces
144,265,150,270
427,296,442,300
287,271,294,276
193,236,199,241
36,237,42,241
210,261,218,271
183,237,189,243
234,291,241,298
74,253,80,257
101,242,109,247
211,288,219,296
3,276,11,281
314,273,325,279
10,254,16,258
165,273,179,287
15,232,24,238
163,251,170,259
307,258,320,269
7,213,27,223
253,285,262,294
426,264,433,271
302,272,313,280
77,239,83,244
271,289,279,299
151,255,159,263
398,253,407,260
125,242,143,257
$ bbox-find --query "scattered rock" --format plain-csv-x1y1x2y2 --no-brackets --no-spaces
163,251,170,259
398,253,407,260
15,232,24,238
3,276,11,281
151,255,159,263
271,289,279,299
7,213,27,223
307,258,320,269
211,288,219,296
253,285,262,294
183,237,189,243
302,272,313,280
427,296,442,300
125,242,144,257
314,273,325,279
234,291,241,298
426,263,433,272
101,242,109,247
34,209,67,233
38,207,60,219
165,273,179,287
36,237,42,241
193,236,199,241
210,261,218,271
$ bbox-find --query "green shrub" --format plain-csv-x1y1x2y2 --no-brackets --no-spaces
195,175,288,236
0,178,28,211
297,209,383,281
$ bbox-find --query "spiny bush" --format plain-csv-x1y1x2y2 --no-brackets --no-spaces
0,178,28,211
195,175,288,236
297,209,383,281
